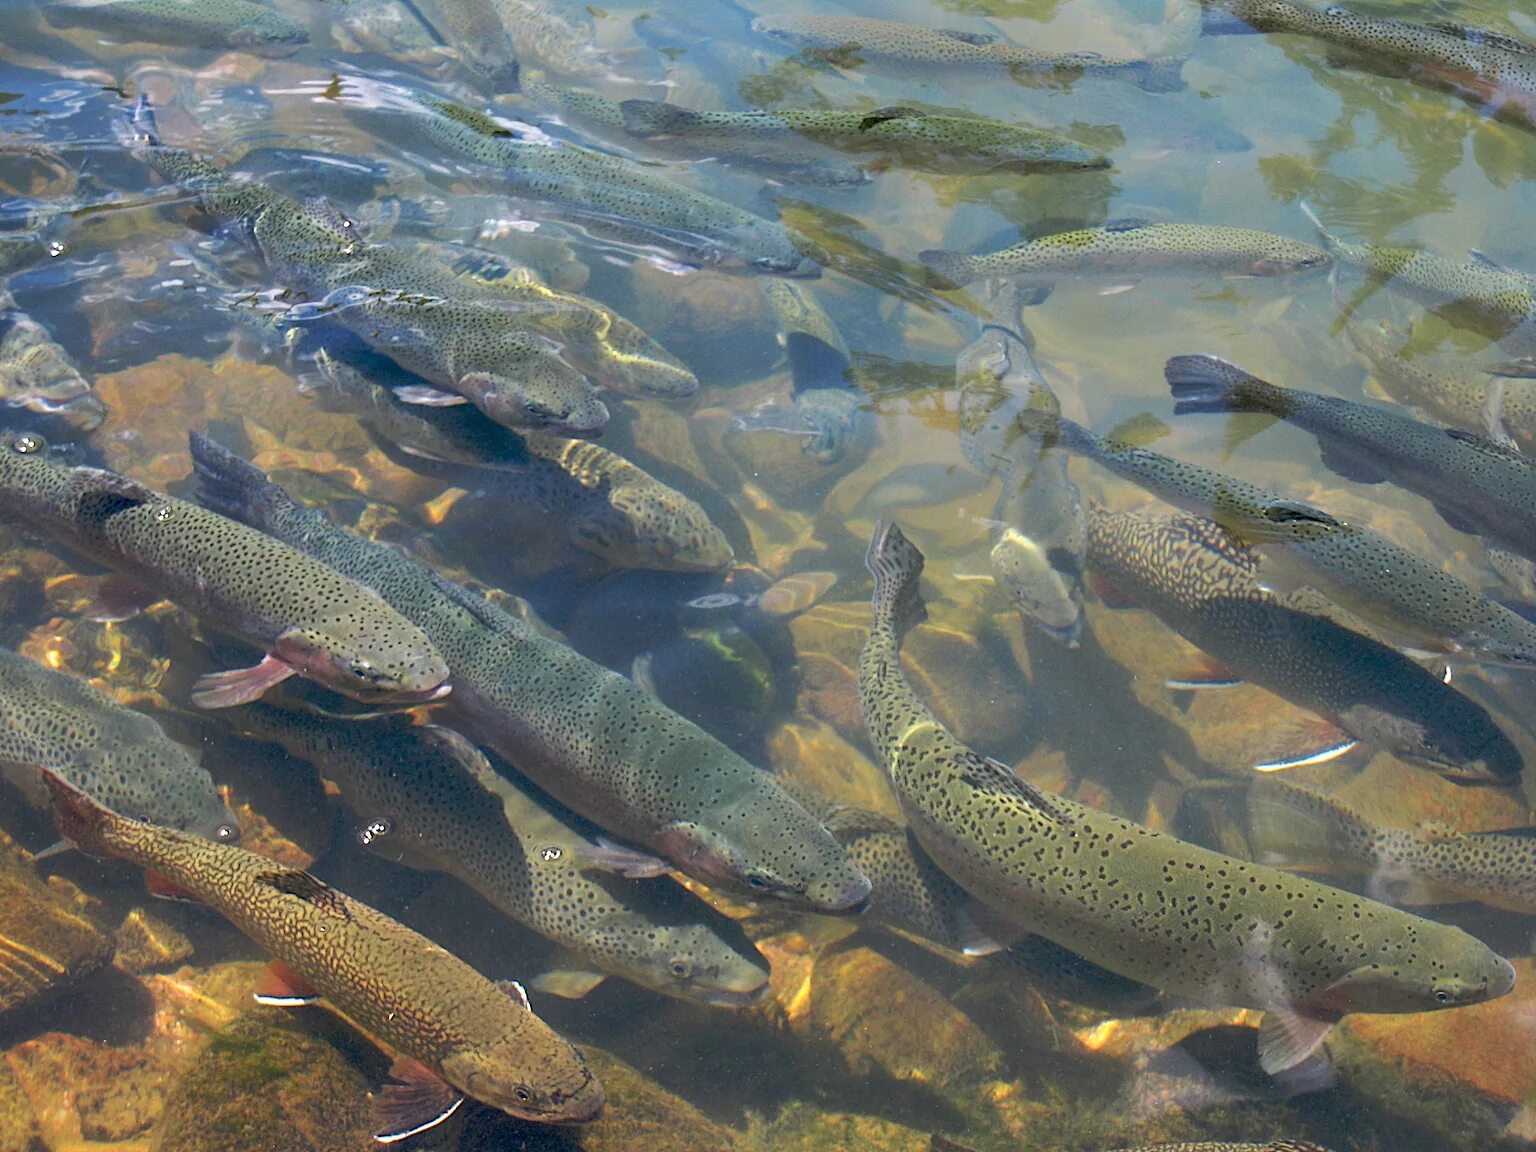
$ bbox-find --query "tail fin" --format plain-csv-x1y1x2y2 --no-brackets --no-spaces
1165,353,1285,418
37,767,123,858
618,99,695,138
917,249,977,290
188,431,280,524
865,520,928,640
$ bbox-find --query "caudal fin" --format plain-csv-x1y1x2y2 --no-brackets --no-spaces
917,249,978,290
36,766,123,859
188,431,281,525
865,520,927,640
1165,354,1286,420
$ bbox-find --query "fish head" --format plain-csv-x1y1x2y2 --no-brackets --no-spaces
456,370,609,438
1309,941,1515,1017
989,528,1084,647
442,1040,604,1124
273,626,451,705
1252,239,1332,277
1335,703,1521,784
581,484,734,572
598,917,771,1007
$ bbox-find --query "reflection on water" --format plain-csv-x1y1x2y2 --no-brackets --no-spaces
0,0,1534,1148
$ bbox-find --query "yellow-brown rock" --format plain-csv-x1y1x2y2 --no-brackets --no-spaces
765,716,901,821
746,1103,929,1152
6,1031,169,1143
0,837,111,1018
113,908,194,976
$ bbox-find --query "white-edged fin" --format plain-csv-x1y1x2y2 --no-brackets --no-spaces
531,968,607,999
394,384,468,407
497,979,530,1010
1253,738,1357,772
954,905,1004,957
252,959,322,1006
1252,715,1357,773
583,837,672,878
1164,651,1243,689
374,1057,464,1145
1098,283,1136,296
1257,1005,1336,1074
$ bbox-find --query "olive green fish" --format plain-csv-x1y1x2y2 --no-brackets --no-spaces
1100,1144,1334,1152
1084,504,1521,781
190,433,871,913
44,0,308,53
330,78,820,277
233,704,770,1006
0,432,450,710
303,350,732,572
39,767,602,1138
0,648,236,841
1033,411,1536,670
0,289,104,435
860,519,1515,1075
618,99,1109,175
1218,776,1536,916
1203,0,1536,128
920,220,1329,291
751,12,1187,92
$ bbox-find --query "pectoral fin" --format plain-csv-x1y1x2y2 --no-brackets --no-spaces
1257,1004,1337,1074
85,573,161,622
583,836,672,878
532,968,608,999
374,1057,464,1144
253,958,322,1006
190,654,297,709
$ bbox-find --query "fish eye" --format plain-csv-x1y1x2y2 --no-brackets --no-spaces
214,823,240,843
513,1086,533,1103
1434,987,1454,1003
668,958,693,980
743,873,770,891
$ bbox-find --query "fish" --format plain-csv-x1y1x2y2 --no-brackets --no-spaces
860,519,1515,1075
490,0,608,79
42,0,309,53
232,704,770,1007
0,431,450,710
189,433,871,914
957,323,1086,646
1202,776,1536,916
0,648,237,842
118,97,608,437
302,348,731,573
751,13,1187,92
1030,411,1536,671
329,80,821,278
1083,504,1521,782
1202,0,1536,128
919,219,1330,291
427,0,521,91
37,766,602,1138
1167,353,1536,566
1301,202,1536,343
617,99,1111,175
0,289,104,436
1093,1143,1335,1152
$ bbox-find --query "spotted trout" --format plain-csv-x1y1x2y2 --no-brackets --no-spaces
0,432,449,709
1168,354,1536,565
1083,505,1520,781
189,433,871,913
0,648,236,841
860,519,1515,1074
1031,412,1536,670
43,0,309,54
0,289,104,436
618,99,1110,175
233,704,770,1007
920,220,1329,291
39,766,602,1138
1099,1144,1334,1152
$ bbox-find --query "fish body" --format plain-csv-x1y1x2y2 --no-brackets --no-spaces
490,0,605,78
1203,0,1536,126
1040,413,1536,670
920,220,1329,290
618,100,1110,174
189,434,870,914
1230,777,1536,916
756,280,861,461
345,84,819,277
426,0,521,91
43,0,309,53
751,13,1185,91
41,768,602,1133
304,349,731,572
234,705,769,1006
859,520,1515,1074
0,290,104,435
0,433,450,710
1100,1144,1334,1152
957,324,1085,646
1084,505,1520,782
0,649,236,841
1168,354,1536,563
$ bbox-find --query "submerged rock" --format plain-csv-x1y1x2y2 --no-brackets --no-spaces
113,907,195,976
0,835,110,1018
7,1030,170,1143
746,1102,929,1152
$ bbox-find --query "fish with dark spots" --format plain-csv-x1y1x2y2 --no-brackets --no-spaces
1029,411,1536,671
1083,504,1520,781
430,0,520,91
0,432,449,710
1167,353,1536,565
189,433,870,914
0,289,104,436
920,220,1330,291
232,704,770,1007
303,350,733,572
1099,1144,1336,1152
43,0,309,54
37,767,602,1140
0,648,236,841
860,519,1515,1075
1214,776,1536,915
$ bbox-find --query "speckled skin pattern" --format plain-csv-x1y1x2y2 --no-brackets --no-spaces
1103,1143,1335,1152
919,221,1329,289
46,773,603,1124
1168,354,1536,560
0,649,235,839
1047,414,1536,669
1085,505,1521,782
859,521,1513,1025
0,432,449,704
190,434,870,914
236,705,769,1006
45,0,308,53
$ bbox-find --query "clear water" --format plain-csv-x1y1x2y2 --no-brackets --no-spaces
0,0,1533,1149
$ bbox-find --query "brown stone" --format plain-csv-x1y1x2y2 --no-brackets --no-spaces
0,837,111,1018
113,908,195,976
6,1032,169,1143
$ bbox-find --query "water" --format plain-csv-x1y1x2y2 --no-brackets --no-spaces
0,0,1532,1148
